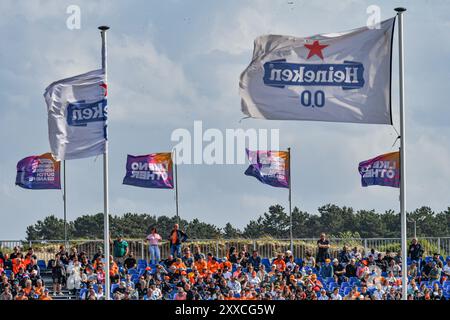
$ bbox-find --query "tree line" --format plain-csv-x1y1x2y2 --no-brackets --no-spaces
25,204,450,241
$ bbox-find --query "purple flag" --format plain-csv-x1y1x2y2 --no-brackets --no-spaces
245,149,290,188
358,151,400,188
15,153,61,189
123,153,174,189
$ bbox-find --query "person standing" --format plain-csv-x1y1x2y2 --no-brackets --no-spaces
146,227,162,265
168,224,187,259
316,233,330,267
112,235,129,266
408,238,423,267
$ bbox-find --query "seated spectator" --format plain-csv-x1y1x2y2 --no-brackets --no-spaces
96,264,106,284
38,288,52,300
443,257,450,278
248,271,261,286
238,250,249,268
174,287,187,300
421,260,433,281
123,252,137,270
303,250,315,269
429,262,441,282
227,277,242,294
375,253,388,273
408,261,418,279
228,247,239,264
172,257,187,273
182,248,194,268
345,259,357,278
320,258,333,278
248,250,261,271
220,257,232,271
194,255,207,272
305,274,323,292
163,255,176,269
285,255,296,270
350,247,361,261
332,258,346,283
109,256,120,283
356,260,370,279
330,287,342,300
273,254,286,272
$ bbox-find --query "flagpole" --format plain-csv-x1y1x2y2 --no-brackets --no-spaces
173,149,180,225
63,160,67,248
395,7,407,301
288,147,293,253
99,25,111,301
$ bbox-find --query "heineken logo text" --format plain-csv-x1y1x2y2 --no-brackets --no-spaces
263,61,364,89
67,99,107,126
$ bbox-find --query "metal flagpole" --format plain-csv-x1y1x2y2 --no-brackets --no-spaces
63,160,67,248
99,25,111,300
173,149,180,225
395,7,408,301
288,147,293,253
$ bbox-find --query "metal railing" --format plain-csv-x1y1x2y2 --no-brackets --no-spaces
1,237,449,263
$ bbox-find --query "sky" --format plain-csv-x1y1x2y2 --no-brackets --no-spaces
1,0,449,239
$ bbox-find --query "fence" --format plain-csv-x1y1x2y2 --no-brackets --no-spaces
1,237,449,263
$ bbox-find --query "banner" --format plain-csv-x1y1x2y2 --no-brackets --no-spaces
123,153,174,189
15,153,61,189
358,151,400,188
239,18,395,124
245,150,289,188
44,69,107,161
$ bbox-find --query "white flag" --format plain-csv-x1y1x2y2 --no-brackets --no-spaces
240,18,395,124
44,69,107,161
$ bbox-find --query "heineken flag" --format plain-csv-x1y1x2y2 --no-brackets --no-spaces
245,149,289,188
44,69,107,161
358,151,400,188
240,18,395,124
123,153,174,189
15,153,61,189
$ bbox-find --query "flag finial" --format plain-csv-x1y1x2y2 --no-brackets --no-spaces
98,26,110,31
394,7,406,12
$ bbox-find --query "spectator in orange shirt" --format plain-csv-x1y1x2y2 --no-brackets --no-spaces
109,256,120,283
273,254,286,272
23,279,33,298
39,289,53,300
14,290,28,300
172,258,187,273
220,257,232,271
33,279,45,298
194,254,207,272
12,257,25,275
207,254,220,273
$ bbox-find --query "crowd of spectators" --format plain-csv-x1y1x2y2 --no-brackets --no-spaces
1,229,449,301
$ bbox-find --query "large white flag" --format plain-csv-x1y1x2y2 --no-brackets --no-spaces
240,18,396,124
44,69,107,161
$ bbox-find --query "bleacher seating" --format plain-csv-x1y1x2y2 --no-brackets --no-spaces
261,258,271,270
37,259,47,271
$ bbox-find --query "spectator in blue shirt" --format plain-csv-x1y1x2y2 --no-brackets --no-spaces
320,258,334,278
248,250,261,271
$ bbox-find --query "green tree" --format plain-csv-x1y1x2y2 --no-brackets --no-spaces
223,223,242,239
355,209,384,238
185,218,221,239
26,215,73,240
291,207,311,238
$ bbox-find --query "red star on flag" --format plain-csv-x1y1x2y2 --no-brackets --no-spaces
100,83,108,96
304,40,328,60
